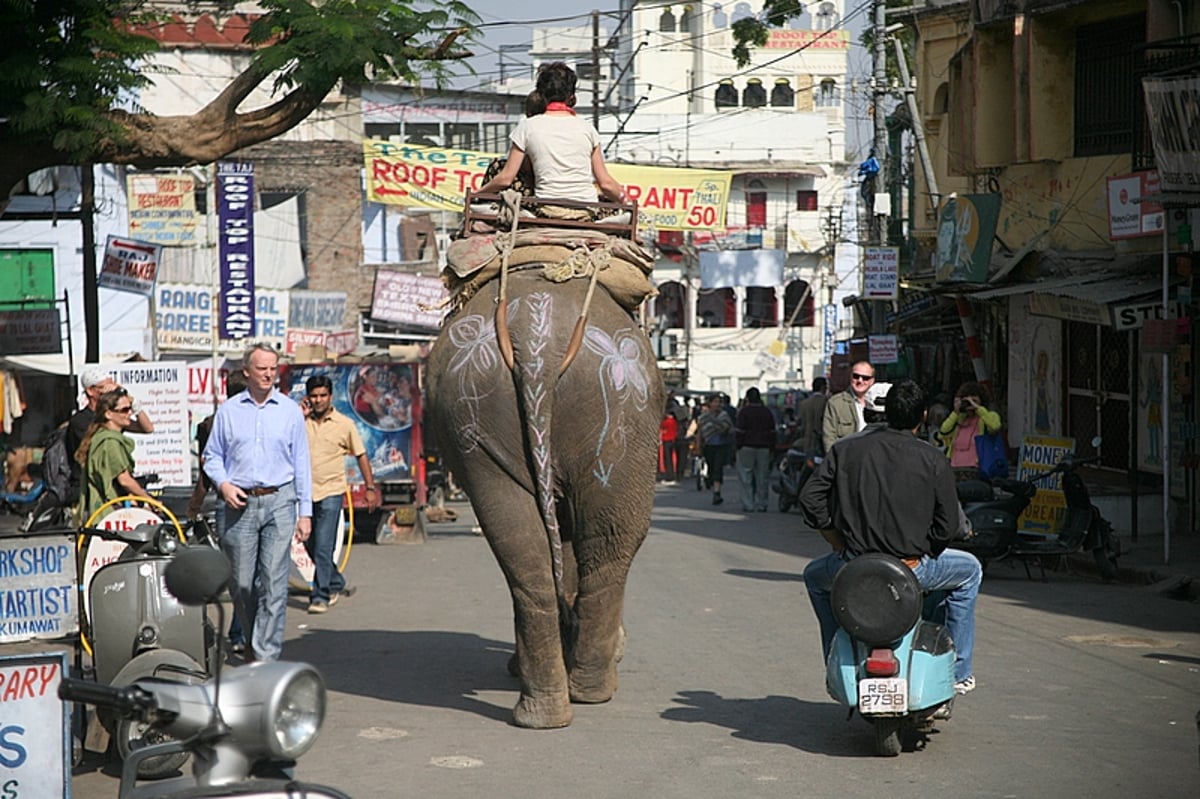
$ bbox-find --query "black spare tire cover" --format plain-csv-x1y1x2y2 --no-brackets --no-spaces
830,553,922,647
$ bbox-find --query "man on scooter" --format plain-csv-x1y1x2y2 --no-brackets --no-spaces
799,379,982,696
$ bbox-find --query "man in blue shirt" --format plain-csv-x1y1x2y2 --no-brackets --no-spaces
204,343,313,662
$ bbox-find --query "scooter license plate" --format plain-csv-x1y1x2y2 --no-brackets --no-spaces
858,678,908,714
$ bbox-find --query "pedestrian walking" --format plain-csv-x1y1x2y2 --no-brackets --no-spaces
795,377,828,455
734,387,776,512
66,365,153,506
302,374,378,614
658,408,679,483
74,389,153,519
203,344,312,662
822,360,874,452
698,394,734,505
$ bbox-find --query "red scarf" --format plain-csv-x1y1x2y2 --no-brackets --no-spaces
545,102,576,115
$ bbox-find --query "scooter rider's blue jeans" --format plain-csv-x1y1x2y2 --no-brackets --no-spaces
804,548,982,683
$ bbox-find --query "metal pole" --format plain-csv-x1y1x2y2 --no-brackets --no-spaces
81,165,99,362
209,163,221,411
592,10,601,131
892,33,938,199
872,0,889,245
1161,222,1171,564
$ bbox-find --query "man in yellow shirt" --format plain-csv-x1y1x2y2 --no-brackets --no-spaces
303,374,379,613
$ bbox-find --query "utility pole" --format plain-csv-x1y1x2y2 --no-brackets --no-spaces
592,10,601,130
872,0,889,245
81,164,99,362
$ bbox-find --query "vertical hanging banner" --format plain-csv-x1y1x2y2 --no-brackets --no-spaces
217,162,256,341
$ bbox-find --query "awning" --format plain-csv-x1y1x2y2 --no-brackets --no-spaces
0,353,138,376
969,270,1162,302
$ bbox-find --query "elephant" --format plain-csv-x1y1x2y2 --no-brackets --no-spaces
426,269,663,729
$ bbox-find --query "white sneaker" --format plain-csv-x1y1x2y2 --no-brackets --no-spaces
954,676,976,695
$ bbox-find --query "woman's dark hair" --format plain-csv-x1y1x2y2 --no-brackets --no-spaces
954,381,990,406
75,389,126,466
536,62,577,103
885,380,927,431
745,387,762,404
306,374,334,394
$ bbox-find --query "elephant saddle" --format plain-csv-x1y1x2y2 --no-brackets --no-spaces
443,228,657,314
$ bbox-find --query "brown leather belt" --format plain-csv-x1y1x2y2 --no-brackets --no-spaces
240,485,281,497
901,557,921,570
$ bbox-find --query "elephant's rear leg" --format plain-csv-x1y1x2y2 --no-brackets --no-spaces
462,461,573,729
567,491,653,704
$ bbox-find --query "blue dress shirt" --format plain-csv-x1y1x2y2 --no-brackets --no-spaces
203,389,313,517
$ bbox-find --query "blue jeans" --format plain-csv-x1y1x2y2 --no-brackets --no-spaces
804,548,982,682
221,482,297,662
304,494,346,604
736,446,771,511
214,505,243,645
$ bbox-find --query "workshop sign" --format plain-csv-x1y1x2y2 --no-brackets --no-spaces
0,536,76,643
0,652,71,798
363,140,732,232
99,235,161,296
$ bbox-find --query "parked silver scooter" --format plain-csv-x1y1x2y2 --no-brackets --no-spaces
81,521,217,778
61,545,350,799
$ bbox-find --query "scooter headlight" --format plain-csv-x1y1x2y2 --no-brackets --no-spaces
270,665,326,759
154,526,179,555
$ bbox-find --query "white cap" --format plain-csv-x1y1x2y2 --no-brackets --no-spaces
79,365,112,389
863,381,892,412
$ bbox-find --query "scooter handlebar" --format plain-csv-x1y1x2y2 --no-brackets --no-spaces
58,677,157,718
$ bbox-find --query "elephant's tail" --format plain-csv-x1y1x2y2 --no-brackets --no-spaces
510,291,577,645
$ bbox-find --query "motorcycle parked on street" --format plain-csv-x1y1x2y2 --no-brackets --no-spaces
771,445,819,513
951,438,1120,580
825,553,957,756
60,545,351,799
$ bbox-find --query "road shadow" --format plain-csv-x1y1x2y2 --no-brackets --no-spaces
282,628,517,724
661,689,889,757
725,567,805,583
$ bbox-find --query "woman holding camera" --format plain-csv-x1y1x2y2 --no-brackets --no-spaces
938,381,1002,480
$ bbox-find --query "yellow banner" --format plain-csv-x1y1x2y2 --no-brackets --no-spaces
363,140,731,232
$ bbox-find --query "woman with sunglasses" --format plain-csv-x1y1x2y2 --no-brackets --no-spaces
821,361,875,453
75,389,152,519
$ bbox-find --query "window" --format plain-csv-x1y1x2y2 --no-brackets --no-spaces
743,287,778,328
1074,13,1143,157
796,190,818,211
770,79,795,108
715,81,738,108
577,61,599,81
816,79,838,108
745,191,767,228
784,280,816,326
697,288,735,327
654,281,686,329
0,249,55,305
815,2,839,31
659,8,676,32
743,78,767,108
679,5,693,32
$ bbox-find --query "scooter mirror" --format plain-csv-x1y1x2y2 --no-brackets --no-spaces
165,546,233,606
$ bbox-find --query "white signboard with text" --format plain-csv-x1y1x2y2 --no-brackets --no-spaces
0,652,71,798
156,282,289,353
862,247,900,300
0,536,77,643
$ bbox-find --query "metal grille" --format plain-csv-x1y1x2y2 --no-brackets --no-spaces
1066,322,1131,470
1074,14,1144,157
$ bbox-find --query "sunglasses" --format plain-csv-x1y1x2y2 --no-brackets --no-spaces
113,405,133,414
850,373,874,382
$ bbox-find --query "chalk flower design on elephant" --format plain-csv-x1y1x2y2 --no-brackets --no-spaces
446,302,518,452
582,325,652,485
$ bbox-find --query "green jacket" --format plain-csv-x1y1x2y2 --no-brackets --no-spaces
937,406,1002,460
81,427,137,519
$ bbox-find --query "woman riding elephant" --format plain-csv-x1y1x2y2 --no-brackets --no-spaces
426,269,662,729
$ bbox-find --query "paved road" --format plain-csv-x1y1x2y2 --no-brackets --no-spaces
69,478,1200,798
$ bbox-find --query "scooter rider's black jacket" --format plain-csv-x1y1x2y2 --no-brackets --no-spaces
798,425,962,560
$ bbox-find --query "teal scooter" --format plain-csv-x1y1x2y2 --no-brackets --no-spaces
825,553,957,756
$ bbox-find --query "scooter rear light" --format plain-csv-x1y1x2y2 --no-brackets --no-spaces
865,648,899,677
